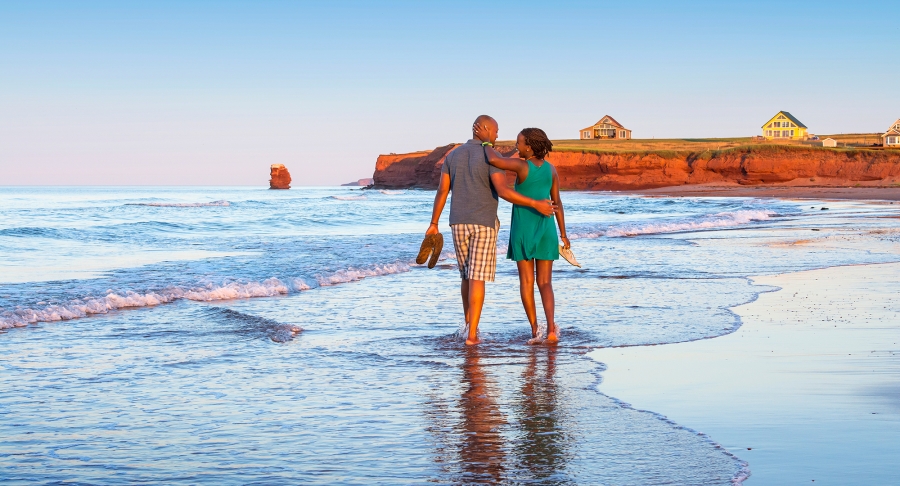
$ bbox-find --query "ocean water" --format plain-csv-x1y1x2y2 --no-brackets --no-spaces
1,186,899,484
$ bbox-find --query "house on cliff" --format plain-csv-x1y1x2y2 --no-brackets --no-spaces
762,111,808,140
882,119,900,147
580,116,631,140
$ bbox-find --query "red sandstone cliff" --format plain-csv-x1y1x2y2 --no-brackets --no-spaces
269,164,292,189
373,144,460,189
373,145,900,190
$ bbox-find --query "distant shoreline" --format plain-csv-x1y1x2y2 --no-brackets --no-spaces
627,184,900,201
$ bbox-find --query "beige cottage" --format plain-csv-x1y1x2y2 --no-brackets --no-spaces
883,119,900,147
580,115,631,140
822,138,837,148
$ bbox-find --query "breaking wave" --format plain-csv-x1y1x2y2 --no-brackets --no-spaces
127,200,231,207
571,210,776,239
0,262,413,330
330,195,367,201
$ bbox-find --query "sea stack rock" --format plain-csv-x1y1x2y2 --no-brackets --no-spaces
269,164,292,189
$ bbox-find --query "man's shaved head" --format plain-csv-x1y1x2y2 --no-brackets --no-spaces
474,115,497,129
473,115,498,143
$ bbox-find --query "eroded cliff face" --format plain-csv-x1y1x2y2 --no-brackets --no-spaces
373,144,459,189
269,164,292,189
372,145,900,190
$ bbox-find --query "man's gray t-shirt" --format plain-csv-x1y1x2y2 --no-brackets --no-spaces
441,139,506,228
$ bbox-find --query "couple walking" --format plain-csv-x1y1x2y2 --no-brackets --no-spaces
424,115,570,345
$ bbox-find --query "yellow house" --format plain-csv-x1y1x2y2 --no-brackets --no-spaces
762,111,808,140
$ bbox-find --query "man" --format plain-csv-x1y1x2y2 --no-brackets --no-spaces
425,115,557,345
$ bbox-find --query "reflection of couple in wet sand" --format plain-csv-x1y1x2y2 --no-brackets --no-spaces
455,347,564,483
424,115,569,345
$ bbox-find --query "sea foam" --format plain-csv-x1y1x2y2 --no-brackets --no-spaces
571,210,775,239
127,200,231,207
0,263,412,330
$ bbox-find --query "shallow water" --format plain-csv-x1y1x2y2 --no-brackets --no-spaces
1,187,899,484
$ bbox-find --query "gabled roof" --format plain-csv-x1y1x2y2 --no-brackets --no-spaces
762,111,807,129
887,119,900,130
589,115,626,129
883,128,900,137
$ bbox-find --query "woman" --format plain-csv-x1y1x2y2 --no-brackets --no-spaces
475,125,569,343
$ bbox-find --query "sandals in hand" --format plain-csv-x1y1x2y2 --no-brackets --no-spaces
416,233,444,269
559,245,581,268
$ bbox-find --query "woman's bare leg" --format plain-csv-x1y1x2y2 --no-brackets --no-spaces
516,259,538,337
536,259,557,343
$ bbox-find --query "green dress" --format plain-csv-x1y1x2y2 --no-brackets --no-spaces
507,160,559,262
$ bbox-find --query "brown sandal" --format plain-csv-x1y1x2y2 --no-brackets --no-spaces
416,233,444,268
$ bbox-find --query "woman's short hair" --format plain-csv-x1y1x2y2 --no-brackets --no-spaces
520,128,553,159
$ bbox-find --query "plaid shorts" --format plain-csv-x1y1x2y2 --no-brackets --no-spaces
451,223,499,282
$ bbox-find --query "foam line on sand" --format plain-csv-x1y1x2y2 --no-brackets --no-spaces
589,263,900,484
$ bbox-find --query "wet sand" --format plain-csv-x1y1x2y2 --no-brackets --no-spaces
589,263,900,484
631,184,900,201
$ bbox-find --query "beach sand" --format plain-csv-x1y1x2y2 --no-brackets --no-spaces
634,184,900,201
589,263,900,484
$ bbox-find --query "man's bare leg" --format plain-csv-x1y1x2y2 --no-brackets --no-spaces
461,278,470,325
516,259,539,338
536,259,558,343
466,279,486,345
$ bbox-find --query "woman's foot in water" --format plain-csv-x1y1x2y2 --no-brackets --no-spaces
546,322,559,344
527,321,544,345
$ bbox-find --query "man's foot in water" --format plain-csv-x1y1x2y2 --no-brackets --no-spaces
465,337,482,345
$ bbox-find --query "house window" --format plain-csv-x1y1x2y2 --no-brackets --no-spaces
774,122,781,128
767,130,772,137
791,130,795,137
889,136,896,144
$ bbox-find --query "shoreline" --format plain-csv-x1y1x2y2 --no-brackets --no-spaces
588,262,900,484
627,183,900,201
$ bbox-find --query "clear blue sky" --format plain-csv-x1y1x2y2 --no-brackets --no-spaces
1,0,897,185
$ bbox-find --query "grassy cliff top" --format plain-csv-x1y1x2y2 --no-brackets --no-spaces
494,133,886,154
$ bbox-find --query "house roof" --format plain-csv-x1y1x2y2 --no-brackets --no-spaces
588,115,626,129
762,111,808,129
883,128,900,137
887,119,900,130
